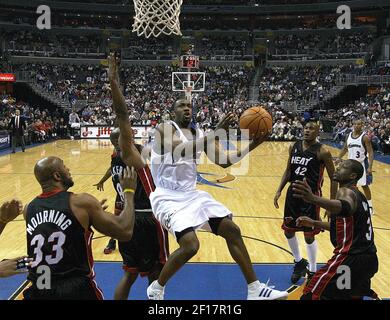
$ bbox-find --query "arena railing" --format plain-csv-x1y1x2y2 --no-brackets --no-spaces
337,74,390,85
1,0,387,15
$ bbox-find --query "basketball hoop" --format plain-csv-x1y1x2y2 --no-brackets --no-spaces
132,0,183,38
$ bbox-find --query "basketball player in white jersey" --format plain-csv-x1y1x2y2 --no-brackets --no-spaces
336,119,374,215
146,99,288,300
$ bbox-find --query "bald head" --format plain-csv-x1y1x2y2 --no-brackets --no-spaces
34,156,74,190
110,128,120,149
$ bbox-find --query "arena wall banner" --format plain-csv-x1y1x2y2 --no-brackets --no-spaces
0,133,10,150
80,126,152,140
0,74,16,82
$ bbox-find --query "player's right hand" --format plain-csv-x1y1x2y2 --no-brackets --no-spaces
296,216,315,228
0,256,32,278
119,166,137,192
0,199,23,224
215,112,235,131
93,182,104,191
107,52,120,83
274,191,281,209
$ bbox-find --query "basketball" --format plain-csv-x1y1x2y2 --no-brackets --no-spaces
239,106,273,139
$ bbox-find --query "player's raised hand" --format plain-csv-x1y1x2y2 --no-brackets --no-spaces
215,112,235,131
292,178,315,203
0,199,23,224
93,182,104,192
274,191,281,209
108,52,120,84
120,166,137,192
296,216,315,228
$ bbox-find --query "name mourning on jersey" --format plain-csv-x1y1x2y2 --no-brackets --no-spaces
26,210,72,235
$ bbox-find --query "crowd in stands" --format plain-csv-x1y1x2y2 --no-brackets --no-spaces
273,34,321,55
329,86,390,154
199,35,250,60
271,31,375,60
258,65,345,108
2,57,390,155
11,62,253,131
0,95,70,144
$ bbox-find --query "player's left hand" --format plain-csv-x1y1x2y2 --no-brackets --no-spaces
296,216,315,228
292,178,315,203
0,199,23,224
107,52,120,84
93,182,104,191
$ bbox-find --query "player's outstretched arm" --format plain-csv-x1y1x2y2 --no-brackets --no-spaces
274,143,293,209
72,167,137,241
336,135,348,163
363,135,374,175
154,116,231,159
0,199,23,236
320,147,338,199
296,216,330,231
107,53,145,169
204,112,265,168
292,179,357,216
93,167,111,191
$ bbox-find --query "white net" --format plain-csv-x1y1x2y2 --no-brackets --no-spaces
132,0,183,38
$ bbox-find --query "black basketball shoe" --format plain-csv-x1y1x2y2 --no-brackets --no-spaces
104,238,116,254
291,258,309,284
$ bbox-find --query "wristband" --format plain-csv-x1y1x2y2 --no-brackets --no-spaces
123,188,135,194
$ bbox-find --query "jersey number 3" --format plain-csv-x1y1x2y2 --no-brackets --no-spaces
356,151,361,159
30,231,66,268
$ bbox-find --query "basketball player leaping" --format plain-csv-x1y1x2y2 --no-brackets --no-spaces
274,122,338,283
146,99,288,300
336,119,374,215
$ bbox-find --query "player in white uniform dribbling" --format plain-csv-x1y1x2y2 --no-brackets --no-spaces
336,119,374,215
146,98,288,300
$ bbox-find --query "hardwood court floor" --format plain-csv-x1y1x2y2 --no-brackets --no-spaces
0,139,389,298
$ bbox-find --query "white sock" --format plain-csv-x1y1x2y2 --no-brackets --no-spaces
306,241,317,272
248,280,260,291
153,280,164,290
287,236,302,262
